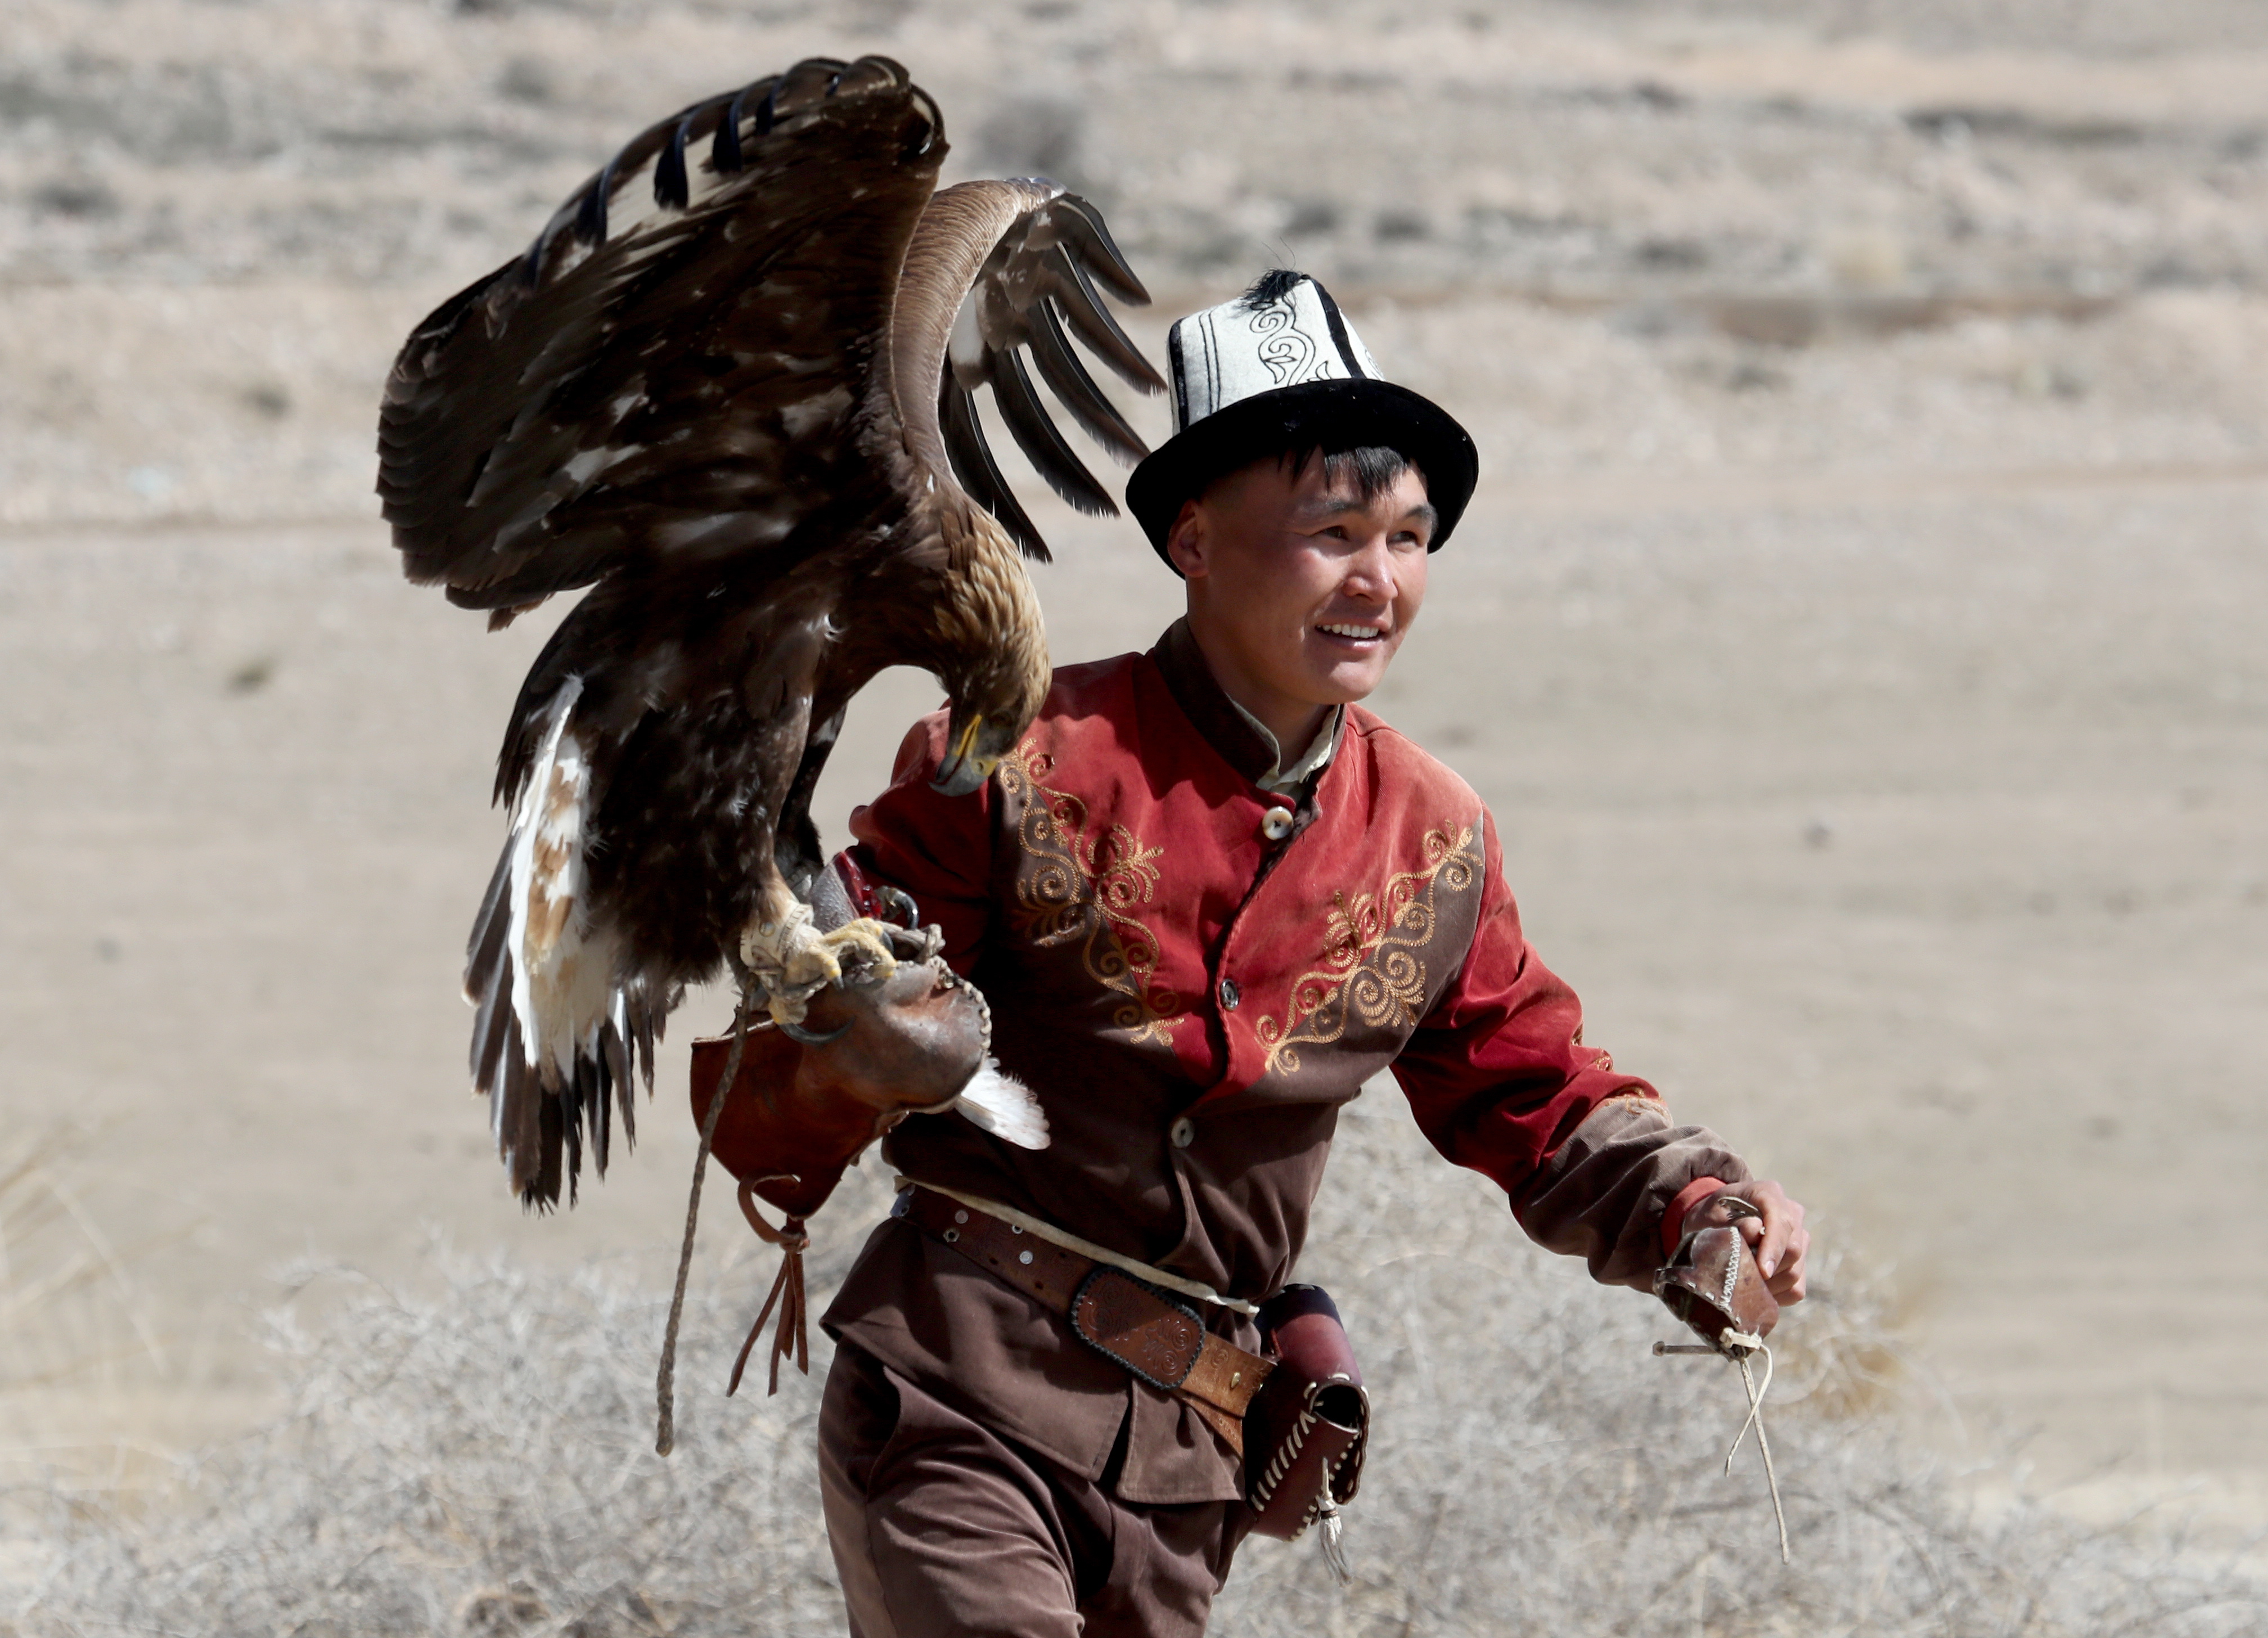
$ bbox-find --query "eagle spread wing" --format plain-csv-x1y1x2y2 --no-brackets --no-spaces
378,56,1162,1207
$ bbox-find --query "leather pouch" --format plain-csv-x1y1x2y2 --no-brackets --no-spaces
1243,1285,1367,1543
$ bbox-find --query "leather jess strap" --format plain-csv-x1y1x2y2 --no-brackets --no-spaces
898,1186,1272,1453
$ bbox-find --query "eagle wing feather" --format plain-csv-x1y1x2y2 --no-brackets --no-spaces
379,57,942,613
885,179,1167,562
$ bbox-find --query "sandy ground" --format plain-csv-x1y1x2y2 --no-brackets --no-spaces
4,0,2266,1542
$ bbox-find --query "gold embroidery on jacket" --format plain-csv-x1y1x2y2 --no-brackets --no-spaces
1255,822,1481,1076
999,746,1182,1044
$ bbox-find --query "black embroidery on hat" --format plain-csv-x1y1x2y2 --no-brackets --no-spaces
1311,283,1369,380
1166,316,1194,431
1198,311,1220,418
1250,296,1317,385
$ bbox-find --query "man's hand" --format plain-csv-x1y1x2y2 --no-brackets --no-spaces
1696,1180,1809,1304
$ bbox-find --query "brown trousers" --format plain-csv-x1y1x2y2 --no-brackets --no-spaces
818,1344,1240,1637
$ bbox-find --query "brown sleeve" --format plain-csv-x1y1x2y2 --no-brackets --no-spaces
1509,1096,1752,1291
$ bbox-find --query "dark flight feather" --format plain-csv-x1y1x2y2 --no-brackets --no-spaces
1047,195,1148,305
940,375,1048,560
654,117,694,209
1047,254,1162,391
713,84,753,172
990,346,1115,515
1026,298,1147,464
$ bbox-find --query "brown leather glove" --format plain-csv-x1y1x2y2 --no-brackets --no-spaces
689,926,988,1220
1652,1192,1780,1355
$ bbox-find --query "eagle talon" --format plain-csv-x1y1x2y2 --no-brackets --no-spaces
742,908,908,1022
817,916,903,987
886,921,947,965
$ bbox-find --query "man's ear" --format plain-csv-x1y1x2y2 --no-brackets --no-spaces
1164,499,1207,579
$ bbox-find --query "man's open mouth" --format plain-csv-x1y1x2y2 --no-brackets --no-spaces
1315,622,1387,643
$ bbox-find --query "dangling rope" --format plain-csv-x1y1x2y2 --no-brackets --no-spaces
1653,1333,1789,1564
726,1182,810,1397
654,980,756,1457
1730,1344,1788,1563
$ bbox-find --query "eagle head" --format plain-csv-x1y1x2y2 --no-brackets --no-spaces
932,706,1024,796
931,577,1050,796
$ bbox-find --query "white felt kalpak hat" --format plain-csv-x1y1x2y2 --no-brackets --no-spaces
1126,269,1478,566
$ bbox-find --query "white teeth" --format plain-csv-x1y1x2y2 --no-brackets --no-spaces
1317,623,1382,640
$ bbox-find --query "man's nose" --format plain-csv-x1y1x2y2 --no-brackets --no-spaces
1340,536,1397,598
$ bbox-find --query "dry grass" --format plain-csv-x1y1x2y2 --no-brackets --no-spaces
7,1104,2264,1637
0,1132,169,1398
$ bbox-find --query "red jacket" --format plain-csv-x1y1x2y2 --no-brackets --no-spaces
822,619,1745,1503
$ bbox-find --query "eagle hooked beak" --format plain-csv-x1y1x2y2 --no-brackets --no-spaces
932,710,1009,796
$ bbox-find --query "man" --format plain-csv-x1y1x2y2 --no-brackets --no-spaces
814,270,1809,1637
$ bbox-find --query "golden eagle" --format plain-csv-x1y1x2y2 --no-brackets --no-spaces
377,56,1162,1207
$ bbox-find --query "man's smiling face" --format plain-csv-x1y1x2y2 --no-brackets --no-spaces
1167,450,1434,749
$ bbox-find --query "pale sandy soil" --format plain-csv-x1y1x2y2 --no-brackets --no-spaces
3,0,2265,1552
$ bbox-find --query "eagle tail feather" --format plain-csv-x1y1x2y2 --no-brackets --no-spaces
459,678,667,1209
464,837,512,1005
603,1000,637,1148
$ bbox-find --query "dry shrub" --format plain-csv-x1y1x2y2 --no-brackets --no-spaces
0,1132,168,1397
10,1101,2264,1637
7,1252,837,1638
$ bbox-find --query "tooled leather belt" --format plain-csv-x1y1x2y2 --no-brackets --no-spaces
896,1184,1273,1455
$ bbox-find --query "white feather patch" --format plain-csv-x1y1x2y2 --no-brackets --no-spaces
503,677,619,1088
949,295,984,374
952,1059,1050,1150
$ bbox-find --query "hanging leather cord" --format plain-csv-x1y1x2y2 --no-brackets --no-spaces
726,1184,811,1397
654,978,757,1456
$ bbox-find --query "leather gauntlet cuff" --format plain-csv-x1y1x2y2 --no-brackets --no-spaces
1652,1197,1779,1355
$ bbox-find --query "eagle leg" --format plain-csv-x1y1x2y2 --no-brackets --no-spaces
739,901,905,1027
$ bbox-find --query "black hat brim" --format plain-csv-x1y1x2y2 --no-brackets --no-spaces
1125,377,1478,571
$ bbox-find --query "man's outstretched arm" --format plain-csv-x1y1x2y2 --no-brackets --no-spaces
1390,808,1808,1302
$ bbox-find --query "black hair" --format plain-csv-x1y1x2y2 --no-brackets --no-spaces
1195,442,1423,508
1281,444,1419,503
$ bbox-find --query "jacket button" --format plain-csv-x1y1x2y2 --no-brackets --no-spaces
1218,978,1240,1010
1260,806,1294,841
1170,1117,1195,1149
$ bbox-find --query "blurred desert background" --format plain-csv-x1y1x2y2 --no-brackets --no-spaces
4,0,2267,1628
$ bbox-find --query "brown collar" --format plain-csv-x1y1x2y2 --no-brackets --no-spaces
1150,618,1281,787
